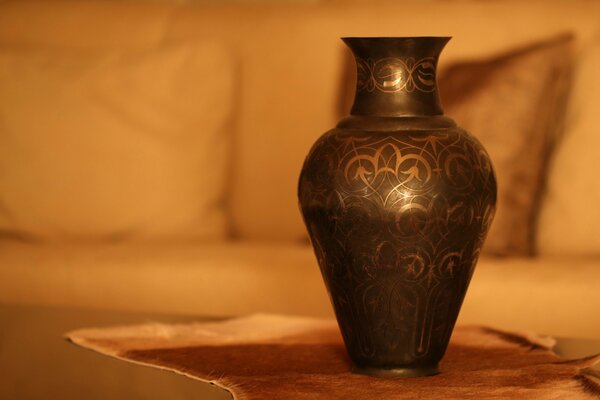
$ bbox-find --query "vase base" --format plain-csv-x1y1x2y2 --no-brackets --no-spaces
352,364,439,378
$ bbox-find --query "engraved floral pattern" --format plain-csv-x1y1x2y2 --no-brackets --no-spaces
299,127,497,366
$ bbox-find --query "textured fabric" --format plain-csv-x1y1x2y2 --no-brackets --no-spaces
67,315,600,400
439,35,574,256
0,41,234,241
538,40,600,256
1,241,600,338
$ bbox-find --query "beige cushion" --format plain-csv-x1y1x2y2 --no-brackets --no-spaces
538,40,600,256
439,35,574,256
0,41,234,241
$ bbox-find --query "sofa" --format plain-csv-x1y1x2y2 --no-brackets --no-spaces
0,0,599,339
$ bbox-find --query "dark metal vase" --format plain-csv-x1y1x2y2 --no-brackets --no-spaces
298,37,497,377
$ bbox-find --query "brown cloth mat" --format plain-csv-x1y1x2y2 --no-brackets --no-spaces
66,314,600,400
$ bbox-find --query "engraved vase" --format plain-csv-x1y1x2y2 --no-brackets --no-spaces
298,37,497,377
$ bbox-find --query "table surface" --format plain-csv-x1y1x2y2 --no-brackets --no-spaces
1,303,598,400
0,303,231,400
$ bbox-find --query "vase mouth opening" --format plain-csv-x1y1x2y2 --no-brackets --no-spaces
341,36,452,40
341,36,452,49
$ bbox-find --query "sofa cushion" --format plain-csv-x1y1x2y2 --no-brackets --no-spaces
0,240,598,338
0,40,235,241
225,1,600,242
439,35,574,256
0,241,331,318
538,39,600,256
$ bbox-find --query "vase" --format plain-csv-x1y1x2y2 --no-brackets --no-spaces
298,37,497,377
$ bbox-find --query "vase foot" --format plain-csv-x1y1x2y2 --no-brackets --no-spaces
352,364,439,378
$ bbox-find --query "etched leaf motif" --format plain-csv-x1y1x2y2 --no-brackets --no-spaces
401,165,423,182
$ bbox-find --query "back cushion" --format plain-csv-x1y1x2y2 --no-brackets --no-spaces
0,41,235,241
226,1,600,242
537,40,600,256
439,35,574,256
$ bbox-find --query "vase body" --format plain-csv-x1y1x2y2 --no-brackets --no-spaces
298,37,497,377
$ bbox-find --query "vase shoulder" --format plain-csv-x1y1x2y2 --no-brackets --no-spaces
300,122,496,211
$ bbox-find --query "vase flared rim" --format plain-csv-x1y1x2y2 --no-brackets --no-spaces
341,36,452,40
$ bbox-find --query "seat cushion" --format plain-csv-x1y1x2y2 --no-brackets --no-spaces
0,241,331,318
0,40,235,241
0,240,598,338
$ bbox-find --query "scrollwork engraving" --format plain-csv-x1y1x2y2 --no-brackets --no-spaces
356,57,437,93
299,127,497,367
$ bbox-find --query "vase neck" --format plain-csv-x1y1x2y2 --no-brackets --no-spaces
343,37,450,117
